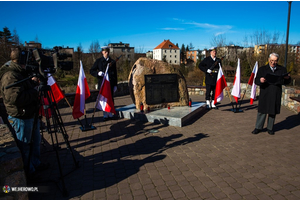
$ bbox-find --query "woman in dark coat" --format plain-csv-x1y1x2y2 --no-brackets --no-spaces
252,53,291,135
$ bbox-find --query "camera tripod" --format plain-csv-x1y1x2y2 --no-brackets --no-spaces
37,81,79,197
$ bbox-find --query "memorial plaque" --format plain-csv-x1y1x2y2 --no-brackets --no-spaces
145,74,179,105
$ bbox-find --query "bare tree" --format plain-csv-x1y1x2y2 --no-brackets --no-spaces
12,28,20,45
35,35,39,43
135,45,144,53
243,29,298,75
210,35,227,63
73,43,84,71
210,34,227,47
89,40,101,63
242,34,249,48
189,42,195,50
0,27,13,64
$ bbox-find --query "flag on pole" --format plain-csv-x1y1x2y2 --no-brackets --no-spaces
47,74,65,103
95,65,116,115
249,61,258,104
72,61,91,119
39,96,52,118
214,64,227,104
248,61,258,86
231,58,241,103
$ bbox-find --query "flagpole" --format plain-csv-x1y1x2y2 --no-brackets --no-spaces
90,64,110,126
64,97,73,110
238,84,250,109
225,87,235,111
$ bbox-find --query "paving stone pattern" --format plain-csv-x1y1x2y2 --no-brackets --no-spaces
29,95,300,200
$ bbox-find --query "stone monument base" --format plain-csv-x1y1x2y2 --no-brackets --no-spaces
116,102,206,127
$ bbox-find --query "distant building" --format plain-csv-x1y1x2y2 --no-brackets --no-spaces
58,47,74,56
185,50,198,64
24,41,42,50
198,49,208,60
146,51,153,59
295,45,300,66
153,39,180,65
254,44,283,56
108,42,135,61
218,45,243,62
243,47,254,55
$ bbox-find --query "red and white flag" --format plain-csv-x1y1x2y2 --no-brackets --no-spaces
249,61,258,105
231,58,241,103
95,65,116,114
47,74,65,103
214,64,227,104
72,61,91,119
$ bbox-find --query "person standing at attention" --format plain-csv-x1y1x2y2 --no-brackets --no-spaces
90,46,118,121
199,47,222,109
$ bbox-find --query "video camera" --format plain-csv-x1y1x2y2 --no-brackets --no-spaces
19,46,73,79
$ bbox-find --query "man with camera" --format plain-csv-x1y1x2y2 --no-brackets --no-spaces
90,46,118,121
0,47,49,179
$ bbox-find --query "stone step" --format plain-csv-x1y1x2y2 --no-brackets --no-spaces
116,102,206,127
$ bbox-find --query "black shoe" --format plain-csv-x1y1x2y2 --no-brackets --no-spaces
267,130,275,135
252,128,261,134
109,115,118,120
103,117,109,121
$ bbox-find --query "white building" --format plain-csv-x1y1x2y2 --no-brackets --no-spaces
153,40,180,65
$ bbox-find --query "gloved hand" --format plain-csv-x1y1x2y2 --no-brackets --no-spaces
114,86,117,93
207,69,212,73
98,71,104,76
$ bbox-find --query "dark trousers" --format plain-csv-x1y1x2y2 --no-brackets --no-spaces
205,84,216,101
255,112,276,131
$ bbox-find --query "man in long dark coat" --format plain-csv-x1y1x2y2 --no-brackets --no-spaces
90,46,118,121
252,53,291,135
198,47,222,109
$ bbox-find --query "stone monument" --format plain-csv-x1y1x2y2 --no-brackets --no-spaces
128,57,189,111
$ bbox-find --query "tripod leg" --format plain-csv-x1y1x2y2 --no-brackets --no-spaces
50,107,80,168
48,129,68,197
40,87,71,197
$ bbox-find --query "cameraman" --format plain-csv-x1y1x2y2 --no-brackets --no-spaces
0,47,48,179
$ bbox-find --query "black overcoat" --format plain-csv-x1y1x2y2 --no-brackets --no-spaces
90,56,118,92
198,56,221,86
255,64,291,115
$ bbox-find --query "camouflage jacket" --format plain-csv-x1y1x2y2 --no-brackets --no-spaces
0,61,39,119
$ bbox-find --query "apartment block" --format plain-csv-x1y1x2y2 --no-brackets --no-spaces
153,39,180,65
108,42,135,61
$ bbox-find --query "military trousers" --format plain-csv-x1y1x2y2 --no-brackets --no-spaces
205,84,216,101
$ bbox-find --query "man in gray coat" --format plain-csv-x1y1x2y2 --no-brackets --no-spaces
252,53,291,135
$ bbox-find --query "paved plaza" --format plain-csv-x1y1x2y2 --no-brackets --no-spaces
28,94,300,200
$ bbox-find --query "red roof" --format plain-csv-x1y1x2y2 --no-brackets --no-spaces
154,40,180,50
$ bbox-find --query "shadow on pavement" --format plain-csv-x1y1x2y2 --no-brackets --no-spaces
28,117,209,199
